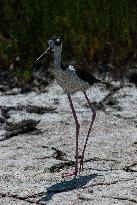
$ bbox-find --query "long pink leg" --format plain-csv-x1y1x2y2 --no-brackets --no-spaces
79,91,96,173
66,94,80,177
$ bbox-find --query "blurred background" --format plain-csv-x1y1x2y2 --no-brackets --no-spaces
0,0,137,89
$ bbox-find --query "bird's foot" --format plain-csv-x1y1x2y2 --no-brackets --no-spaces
62,171,78,178
74,155,84,174
61,156,84,178
79,158,84,174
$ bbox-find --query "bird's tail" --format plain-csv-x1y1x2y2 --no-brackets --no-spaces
96,78,114,87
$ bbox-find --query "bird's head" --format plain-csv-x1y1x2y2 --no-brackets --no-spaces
36,37,62,62
48,37,62,50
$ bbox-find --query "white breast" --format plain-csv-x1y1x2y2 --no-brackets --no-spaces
53,66,90,94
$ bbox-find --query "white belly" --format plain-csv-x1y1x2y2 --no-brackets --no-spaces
53,68,90,94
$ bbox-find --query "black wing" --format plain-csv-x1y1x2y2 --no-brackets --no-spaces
61,63,112,86
75,68,100,85
61,63,99,84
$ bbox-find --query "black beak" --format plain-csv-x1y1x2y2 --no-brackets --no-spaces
36,47,51,62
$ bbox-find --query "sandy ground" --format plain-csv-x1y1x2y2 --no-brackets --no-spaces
0,82,137,205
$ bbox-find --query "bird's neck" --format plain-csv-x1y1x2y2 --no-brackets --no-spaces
53,48,62,70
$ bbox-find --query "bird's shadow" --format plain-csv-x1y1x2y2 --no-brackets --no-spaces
37,173,97,203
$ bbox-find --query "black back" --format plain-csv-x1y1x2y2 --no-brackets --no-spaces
61,63,99,85
75,68,100,85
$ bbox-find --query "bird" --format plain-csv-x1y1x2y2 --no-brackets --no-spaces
36,36,110,177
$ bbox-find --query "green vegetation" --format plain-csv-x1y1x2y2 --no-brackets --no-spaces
0,0,137,71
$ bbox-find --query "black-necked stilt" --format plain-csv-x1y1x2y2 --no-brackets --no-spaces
36,37,108,177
